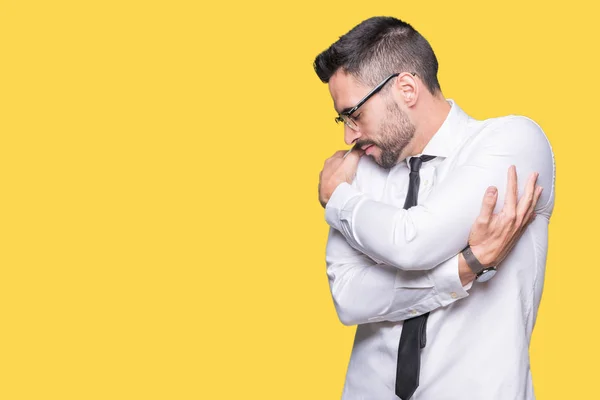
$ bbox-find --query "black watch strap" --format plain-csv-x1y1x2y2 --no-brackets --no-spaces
462,245,487,275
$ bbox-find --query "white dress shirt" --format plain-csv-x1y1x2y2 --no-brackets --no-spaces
324,99,555,400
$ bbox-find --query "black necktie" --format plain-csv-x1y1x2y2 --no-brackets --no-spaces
395,154,436,400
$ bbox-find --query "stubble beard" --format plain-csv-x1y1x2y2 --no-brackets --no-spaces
376,101,416,169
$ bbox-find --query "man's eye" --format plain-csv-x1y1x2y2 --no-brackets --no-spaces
351,113,362,121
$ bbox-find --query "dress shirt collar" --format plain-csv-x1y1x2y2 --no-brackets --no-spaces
406,99,469,166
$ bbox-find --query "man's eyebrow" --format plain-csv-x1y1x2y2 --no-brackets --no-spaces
334,104,353,115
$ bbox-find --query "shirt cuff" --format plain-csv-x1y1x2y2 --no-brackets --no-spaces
324,182,363,232
428,254,471,307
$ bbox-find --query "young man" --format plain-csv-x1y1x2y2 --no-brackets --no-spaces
315,17,555,399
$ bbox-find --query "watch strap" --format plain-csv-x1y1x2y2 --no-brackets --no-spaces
462,245,487,275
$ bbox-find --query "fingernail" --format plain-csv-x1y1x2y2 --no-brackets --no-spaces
487,187,497,196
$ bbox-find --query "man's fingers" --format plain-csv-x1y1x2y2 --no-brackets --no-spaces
515,187,542,238
503,165,518,215
534,185,543,206
516,172,538,220
524,186,543,223
328,149,362,162
478,186,498,223
343,148,365,164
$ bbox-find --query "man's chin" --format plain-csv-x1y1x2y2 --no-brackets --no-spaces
376,153,404,169
367,153,382,165
366,148,397,169
370,155,394,169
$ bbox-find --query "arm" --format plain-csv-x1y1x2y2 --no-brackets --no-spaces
324,155,473,326
325,117,554,270
324,172,540,326
326,226,475,326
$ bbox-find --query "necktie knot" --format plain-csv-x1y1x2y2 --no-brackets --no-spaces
409,157,423,172
409,155,436,173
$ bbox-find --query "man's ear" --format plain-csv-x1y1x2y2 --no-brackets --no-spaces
393,72,419,107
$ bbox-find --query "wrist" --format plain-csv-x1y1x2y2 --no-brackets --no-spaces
468,244,494,268
458,253,477,286
461,245,498,283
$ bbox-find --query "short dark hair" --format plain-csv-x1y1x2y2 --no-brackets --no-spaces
313,16,441,95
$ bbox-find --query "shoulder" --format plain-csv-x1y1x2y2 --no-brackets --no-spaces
457,114,556,179
476,115,550,150
459,115,553,164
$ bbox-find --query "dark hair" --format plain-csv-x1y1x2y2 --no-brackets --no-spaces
313,16,441,95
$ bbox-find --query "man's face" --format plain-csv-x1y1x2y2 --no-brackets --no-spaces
328,70,415,168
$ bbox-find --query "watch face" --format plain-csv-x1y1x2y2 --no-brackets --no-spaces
476,268,497,283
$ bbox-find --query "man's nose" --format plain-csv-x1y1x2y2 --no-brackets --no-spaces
344,125,361,146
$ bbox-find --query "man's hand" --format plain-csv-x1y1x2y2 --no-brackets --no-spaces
318,148,364,208
468,165,543,268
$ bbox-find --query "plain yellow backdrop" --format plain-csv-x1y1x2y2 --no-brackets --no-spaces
0,0,596,398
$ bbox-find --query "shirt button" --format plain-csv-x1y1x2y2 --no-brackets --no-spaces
410,310,418,315
450,292,458,299
423,179,429,186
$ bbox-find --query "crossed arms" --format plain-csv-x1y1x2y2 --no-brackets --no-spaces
323,118,554,325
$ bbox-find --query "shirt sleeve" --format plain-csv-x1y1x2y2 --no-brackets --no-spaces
326,226,473,326
324,116,555,271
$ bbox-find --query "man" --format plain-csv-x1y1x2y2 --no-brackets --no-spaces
314,17,555,400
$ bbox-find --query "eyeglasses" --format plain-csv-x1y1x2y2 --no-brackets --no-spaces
335,72,415,131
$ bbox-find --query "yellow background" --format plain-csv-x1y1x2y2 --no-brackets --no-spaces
0,0,596,398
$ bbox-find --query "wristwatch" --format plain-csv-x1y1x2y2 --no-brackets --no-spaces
461,245,497,282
